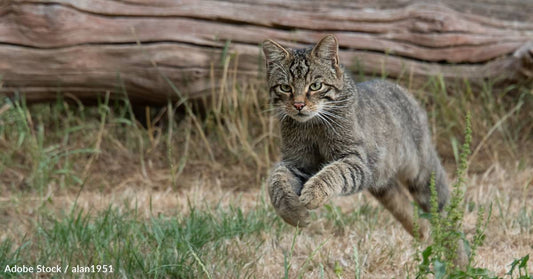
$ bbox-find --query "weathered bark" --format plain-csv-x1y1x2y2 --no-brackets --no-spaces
0,0,532,104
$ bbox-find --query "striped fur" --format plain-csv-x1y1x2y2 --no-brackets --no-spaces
262,35,450,235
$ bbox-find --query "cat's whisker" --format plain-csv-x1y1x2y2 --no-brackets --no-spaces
320,115,347,137
322,110,344,120
316,113,340,137
320,110,347,125
321,103,350,108
319,115,343,133
279,112,289,122
322,105,350,111
316,112,345,138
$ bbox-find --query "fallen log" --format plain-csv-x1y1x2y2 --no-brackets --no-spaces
0,0,532,104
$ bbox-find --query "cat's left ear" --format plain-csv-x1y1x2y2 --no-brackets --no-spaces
312,34,339,65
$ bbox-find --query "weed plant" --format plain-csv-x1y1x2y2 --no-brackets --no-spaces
413,113,531,279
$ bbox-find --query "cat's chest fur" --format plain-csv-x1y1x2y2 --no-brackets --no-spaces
280,120,353,177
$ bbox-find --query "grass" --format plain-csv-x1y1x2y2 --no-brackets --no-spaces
0,198,279,278
0,51,532,278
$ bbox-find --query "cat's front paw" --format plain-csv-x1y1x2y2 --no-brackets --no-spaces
300,178,329,210
276,193,310,227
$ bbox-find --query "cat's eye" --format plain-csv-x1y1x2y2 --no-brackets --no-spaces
309,82,323,91
279,84,292,93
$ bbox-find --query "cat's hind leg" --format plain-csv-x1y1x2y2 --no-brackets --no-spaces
369,180,429,240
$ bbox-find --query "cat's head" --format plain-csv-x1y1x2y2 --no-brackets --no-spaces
262,35,345,123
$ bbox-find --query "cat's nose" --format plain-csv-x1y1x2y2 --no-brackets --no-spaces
293,102,305,111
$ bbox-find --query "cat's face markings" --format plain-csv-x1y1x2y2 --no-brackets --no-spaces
263,35,345,122
289,50,310,79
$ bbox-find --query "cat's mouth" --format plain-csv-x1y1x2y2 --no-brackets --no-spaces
291,111,316,122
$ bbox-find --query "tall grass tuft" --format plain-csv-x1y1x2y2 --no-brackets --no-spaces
0,95,97,195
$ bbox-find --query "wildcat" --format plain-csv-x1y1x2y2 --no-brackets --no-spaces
263,35,451,241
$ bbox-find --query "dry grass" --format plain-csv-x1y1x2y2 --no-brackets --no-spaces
0,62,532,277
1,163,531,278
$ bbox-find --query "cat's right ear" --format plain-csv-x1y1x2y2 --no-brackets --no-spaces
262,40,290,64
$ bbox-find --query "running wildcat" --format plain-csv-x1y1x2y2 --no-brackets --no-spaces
263,35,450,241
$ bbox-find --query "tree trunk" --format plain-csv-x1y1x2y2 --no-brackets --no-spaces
0,0,532,104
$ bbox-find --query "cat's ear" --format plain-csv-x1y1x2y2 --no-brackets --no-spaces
262,40,290,63
312,35,339,65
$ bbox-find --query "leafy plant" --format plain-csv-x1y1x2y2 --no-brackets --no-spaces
414,113,531,278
